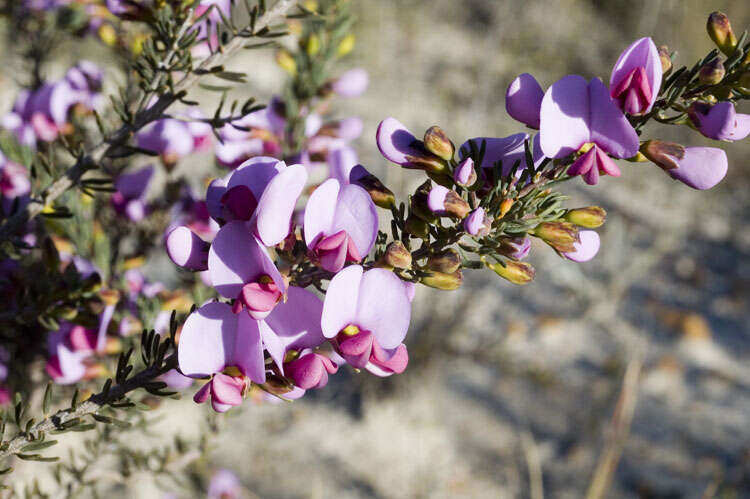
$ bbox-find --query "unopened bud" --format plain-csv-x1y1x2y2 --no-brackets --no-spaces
485,258,535,285
532,221,579,253
405,215,429,238
81,272,102,293
639,140,685,170
351,167,396,209
707,11,737,56
443,190,470,219
411,181,437,222
497,236,531,261
564,207,607,228
453,157,477,187
658,45,672,75
276,50,297,75
498,198,514,219
699,58,725,85
338,34,356,57
261,374,295,396
427,249,461,274
423,126,455,161
404,150,448,175
306,34,321,56
383,241,412,269
105,336,122,355
420,269,463,290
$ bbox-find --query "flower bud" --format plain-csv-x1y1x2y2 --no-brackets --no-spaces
707,11,737,56
383,241,412,269
453,157,477,187
497,198,514,219
564,207,607,228
81,273,102,293
427,249,461,274
261,374,295,396
485,259,535,285
410,182,437,222
639,140,685,170
276,50,297,75
532,221,579,253
442,190,471,219
699,58,725,85
463,207,491,236
423,126,455,161
306,34,321,56
658,45,672,75
497,236,531,260
338,34,356,57
100,289,121,307
405,215,429,238
420,269,463,290
352,170,396,209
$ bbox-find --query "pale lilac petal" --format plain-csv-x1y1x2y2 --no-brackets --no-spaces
233,313,265,383
178,302,236,377
330,183,378,258
256,164,307,246
206,176,229,221
210,374,244,406
376,117,424,166
666,147,727,190
733,113,750,141
588,78,639,158
208,222,280,298
506,73,544,128
166,226,210,271
355,269,410,349
329,146,358,184
563,230,600,262
227,156,286,200
321,265,364,338
159,369,193,390
215,138,264,167
336,117,364,140
303,178,340,248
539,75,591,158
459,133,544,176
332,68,369,97
610,37,662,113
265,286,325,350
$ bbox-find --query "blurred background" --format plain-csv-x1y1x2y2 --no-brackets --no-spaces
5,0,750,497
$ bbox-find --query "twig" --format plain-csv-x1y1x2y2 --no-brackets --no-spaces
585,357,643,499
0,355,177,461
520,430,544,499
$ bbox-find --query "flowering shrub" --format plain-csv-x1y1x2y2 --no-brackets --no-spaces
0,0,747,495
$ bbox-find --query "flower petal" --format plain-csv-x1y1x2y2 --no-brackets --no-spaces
321,264,364,338
610,37,662,113
233,313,266,383
303,178,340,248
376,117,423,166
209,222,266,298
265,286,325,351
588,78,639,158
506,73,544,128
666,147,728,190
165,226,210,271
539,75,591,158
178,302,236,377
563,230,600,262
330,183,378,257
255,163,307,246
355,269,410,349
227,156,285,201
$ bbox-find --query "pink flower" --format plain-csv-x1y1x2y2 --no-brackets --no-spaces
540,75,639,185
303,179,378,273
610,37,662,115
111,166,153,222
178,287,327,411
331,68,369,97
321,266,411,375
688,101,750,142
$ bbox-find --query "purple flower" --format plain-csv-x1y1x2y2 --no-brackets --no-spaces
215,106,284,168
284,350,338,389
562,230,600,262
664,146,728,190
453,157,477,187
303,179,378,273
136,119,196,165
610,37,662,115
208,222,287,319
178,287,326,410
166,226,211,271
111,165,153,222
688,101,750,142
321,266,411,374
206,157,307,246
331,68,369,97
506,73,544,128
499,235,531,260
376,117,445,174
540,75,639,185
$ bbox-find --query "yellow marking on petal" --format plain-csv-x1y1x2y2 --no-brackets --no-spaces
222,366,243,377
341,324,360,337
578,142,595,154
